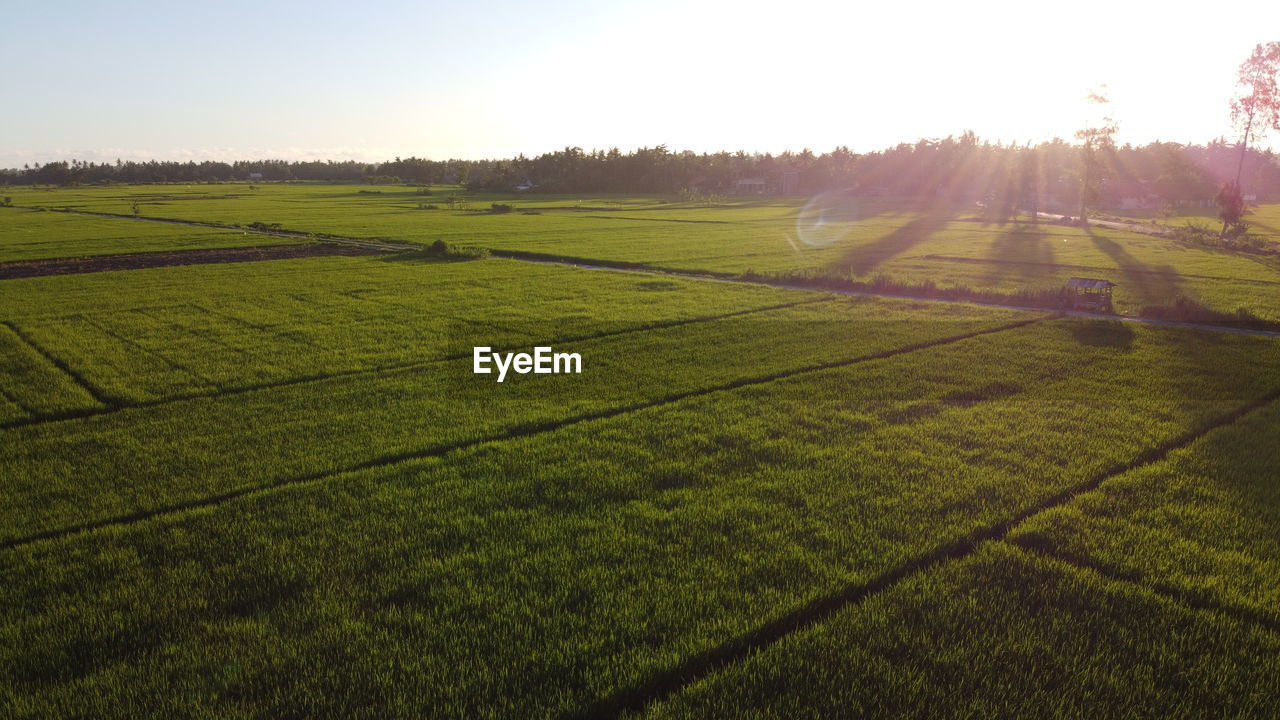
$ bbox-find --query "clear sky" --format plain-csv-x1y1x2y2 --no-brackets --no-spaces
2,0,1278,168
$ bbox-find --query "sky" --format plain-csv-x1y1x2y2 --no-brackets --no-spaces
2,0,1279,168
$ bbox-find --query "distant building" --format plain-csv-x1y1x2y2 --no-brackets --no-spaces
247,172,264,181
734,177,766,194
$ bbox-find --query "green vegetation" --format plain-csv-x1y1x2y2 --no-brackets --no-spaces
4,315,1280,717
2,255,816,404
0,282,1035,543
0,207,299,262
3,187,1280,718
642,543,1280,719
1011,398,1280,626
0,324,103,423
7,185,1280,322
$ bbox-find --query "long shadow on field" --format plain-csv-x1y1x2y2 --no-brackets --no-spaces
1069,320,1135,350
1085,227,1186,307
978,228,1059,287
377,250,485,264
832,202,955,276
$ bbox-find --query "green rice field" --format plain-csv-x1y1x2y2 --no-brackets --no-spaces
2,187,1278,718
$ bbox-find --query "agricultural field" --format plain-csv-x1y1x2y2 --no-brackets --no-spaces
2,194,1280,718
0,207,302,262
7,184,1280,322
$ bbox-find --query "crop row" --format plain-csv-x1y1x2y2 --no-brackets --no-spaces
4,320,1280,718
0,296,1029,543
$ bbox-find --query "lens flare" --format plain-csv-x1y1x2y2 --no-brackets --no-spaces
793,192,861,248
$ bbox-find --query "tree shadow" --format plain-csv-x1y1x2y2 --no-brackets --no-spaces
833,202,955,276
1085,227,1186,307
978,227,1059,286
378,250,484,264
1070,320,1136,349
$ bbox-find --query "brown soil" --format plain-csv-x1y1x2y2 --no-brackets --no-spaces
0,244,391,280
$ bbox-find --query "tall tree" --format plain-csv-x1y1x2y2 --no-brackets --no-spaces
1225,42,1280,236
1075,88,1118,225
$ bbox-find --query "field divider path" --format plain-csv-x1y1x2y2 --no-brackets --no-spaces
1006,540,1280,636
566,385,1280,720
0,298,828,431
0,315,1046,552
9,204,1280,339
0,320,114,407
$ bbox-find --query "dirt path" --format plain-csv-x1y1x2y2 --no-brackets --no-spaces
0,243,391,280
1032,211,1169,235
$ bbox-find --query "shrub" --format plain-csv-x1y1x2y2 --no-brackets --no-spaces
491,203,515,213
424,239,488,259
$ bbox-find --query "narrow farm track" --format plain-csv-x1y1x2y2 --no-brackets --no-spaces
0,316,1046,552
569,386,1280,720
0,298,830,431
8,204,1280,338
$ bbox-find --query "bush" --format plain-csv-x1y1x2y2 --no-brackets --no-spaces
490,203,515,213
425,239,488,259
1170,220,1218,246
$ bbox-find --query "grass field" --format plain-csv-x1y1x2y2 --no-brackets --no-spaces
6,184,1280,322
0,207,300,262
2,190,1279,718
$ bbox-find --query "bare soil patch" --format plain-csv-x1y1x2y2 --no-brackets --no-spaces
0,244,390,280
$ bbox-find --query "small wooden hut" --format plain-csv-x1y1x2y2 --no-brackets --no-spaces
1066,277,1117,312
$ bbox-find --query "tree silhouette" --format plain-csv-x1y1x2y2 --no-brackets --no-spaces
1075,87,1118,225
1226,42,1280,236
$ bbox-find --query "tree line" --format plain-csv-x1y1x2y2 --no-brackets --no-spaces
4,139,1278,209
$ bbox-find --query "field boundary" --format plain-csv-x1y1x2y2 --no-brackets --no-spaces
566,385,1280,720
0,316,1045,551
0,320,113,407
0,298,831,431
1007,540,1280,636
